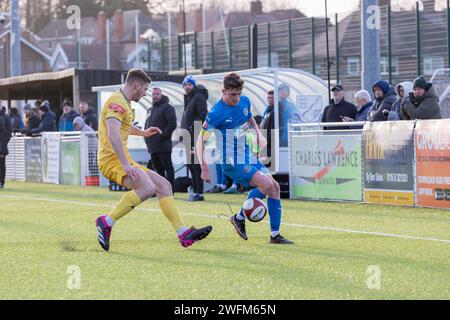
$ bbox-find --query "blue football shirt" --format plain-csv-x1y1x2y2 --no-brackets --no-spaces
203,96,256,165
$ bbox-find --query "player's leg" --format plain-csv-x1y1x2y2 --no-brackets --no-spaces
248,172,293,244
145,170,212,247
96,166,155,251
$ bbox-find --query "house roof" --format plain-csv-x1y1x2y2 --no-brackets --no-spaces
111,10,153,42
36,17,98,39
61,43,125,69
208,9,305,31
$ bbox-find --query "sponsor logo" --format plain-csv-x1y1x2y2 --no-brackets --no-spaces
108,103,126,115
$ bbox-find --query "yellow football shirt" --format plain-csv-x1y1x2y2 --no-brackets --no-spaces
98,90,133,164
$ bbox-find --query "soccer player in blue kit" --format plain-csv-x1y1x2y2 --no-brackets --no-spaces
196,72,294,244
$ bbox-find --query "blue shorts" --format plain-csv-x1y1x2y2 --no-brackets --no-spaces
222,161,270,188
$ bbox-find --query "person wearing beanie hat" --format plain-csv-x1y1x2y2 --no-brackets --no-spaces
181,75,208,201
182,75,197,87
368,79,397,121
401,76,442,120
58,100,80,132
412,76,432,91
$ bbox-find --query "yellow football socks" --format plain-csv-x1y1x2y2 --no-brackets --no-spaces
158,196,185,231
108,190,143,221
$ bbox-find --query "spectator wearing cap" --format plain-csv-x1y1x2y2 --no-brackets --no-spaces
368,80,397,122
30,103,57,134
23,103,40,131
401,76,442,120
58,100,79,132
180,75,208,202
321,84,357,129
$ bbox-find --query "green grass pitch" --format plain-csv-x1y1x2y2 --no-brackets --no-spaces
0,182,449,299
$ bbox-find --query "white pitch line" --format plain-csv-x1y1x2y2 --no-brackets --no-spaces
1,194,450,244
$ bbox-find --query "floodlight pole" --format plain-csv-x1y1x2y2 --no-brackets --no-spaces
183,0,187,76
325,0,331,104
10,0,21,76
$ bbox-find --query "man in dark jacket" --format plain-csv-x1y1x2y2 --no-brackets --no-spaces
321,85,357,129
401,76,442,120
0,104,12,189
145,88,177,187
30,104,57,134
368,80,397,122
59,100,79,131
79,101,98,131
180,75,208,201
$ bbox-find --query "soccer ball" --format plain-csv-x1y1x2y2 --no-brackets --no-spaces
242,198,267,222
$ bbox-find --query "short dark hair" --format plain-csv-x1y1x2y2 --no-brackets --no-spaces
267,90,274,95
126,68,152,84
63,100,73,108
79,100,89,106
39,105,49,113
223,72,244,91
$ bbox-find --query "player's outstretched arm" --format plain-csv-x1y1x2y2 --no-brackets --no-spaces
196,127,212,183
130,126,162,137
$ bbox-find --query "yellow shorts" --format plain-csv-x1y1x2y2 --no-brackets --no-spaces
99,157,150,186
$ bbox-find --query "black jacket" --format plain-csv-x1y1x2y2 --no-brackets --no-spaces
0,111,12,155
321,99,357,130
144,95,177,154
180,85,208,145
31,111,57,134
82,108,99,131
368,86,397,122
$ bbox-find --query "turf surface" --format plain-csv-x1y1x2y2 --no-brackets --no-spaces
0,182,449,299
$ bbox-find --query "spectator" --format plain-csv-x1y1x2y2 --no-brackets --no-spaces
58,100,79,131
368,80,397,122
73,116,94,132
261,90,275,167
321,84,357,129
278,83,299,147
343,90,373,123
8,108,24,133
79,101,98,131
401,76,442,120
30,103,57,134
23,103,40,131
391,82,413,120
0,104,12,189
180,75,208,202
144,88,177,188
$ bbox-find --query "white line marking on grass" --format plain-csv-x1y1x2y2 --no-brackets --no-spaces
2,194,450,244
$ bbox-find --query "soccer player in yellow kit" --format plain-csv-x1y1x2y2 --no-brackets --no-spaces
95,68,212,251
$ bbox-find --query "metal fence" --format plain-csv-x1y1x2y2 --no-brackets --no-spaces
148,1,450,92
